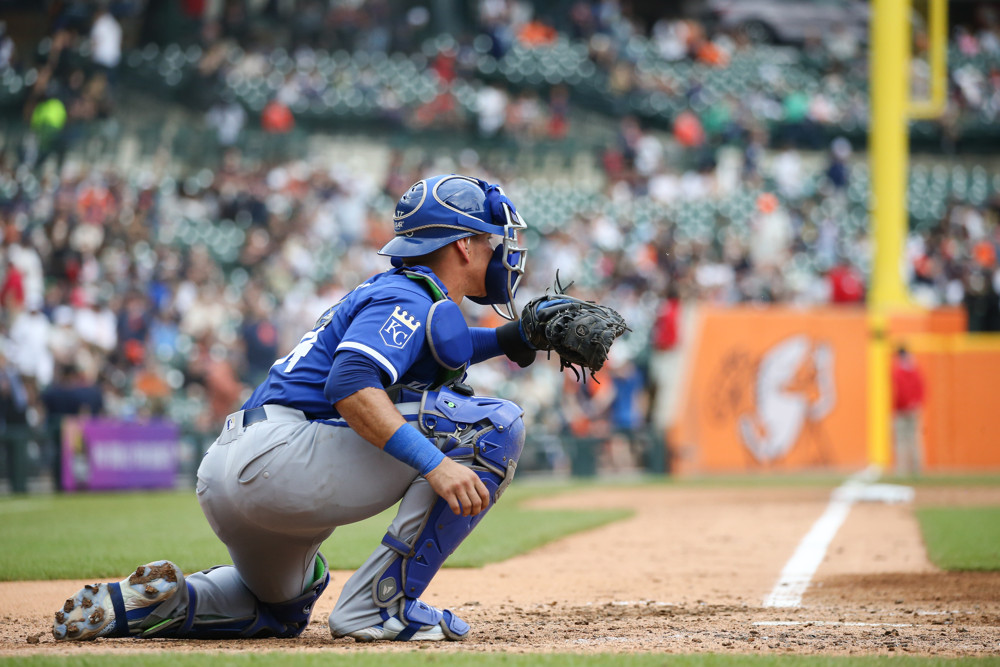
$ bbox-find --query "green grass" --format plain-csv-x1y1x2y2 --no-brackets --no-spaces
4,472,1000,580
0,481,629,581
3,653,1000,666
917,506,1000,570
883,474,1000,487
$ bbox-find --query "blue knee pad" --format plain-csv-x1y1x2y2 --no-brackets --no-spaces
245,553,330,639
155,553,330,639
374,387,525,607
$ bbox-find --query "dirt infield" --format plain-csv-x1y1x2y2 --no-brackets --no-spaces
1,484,998,657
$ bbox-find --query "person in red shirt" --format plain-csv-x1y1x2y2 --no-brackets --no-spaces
828,259,865,304
891,345,925,476
260,98,294,164
649,285,683,459
0,260,24,312
261,99,294,133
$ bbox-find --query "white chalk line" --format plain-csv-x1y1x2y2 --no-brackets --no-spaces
753,620,913,628
762,467,881,608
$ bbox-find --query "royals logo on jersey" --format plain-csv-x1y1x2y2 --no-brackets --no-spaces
380,306,421,349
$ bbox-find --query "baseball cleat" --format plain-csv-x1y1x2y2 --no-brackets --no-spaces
337,597,469,642
345,616,446,642
52,560,183,641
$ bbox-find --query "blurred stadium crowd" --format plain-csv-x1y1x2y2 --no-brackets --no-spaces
1,0,1000,484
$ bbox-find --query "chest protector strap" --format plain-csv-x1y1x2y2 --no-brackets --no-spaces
404,271,472,388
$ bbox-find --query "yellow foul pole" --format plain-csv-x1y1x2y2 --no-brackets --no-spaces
867,0,948,469
867,0,912,468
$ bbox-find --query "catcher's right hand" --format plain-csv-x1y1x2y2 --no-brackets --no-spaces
519,276,629,381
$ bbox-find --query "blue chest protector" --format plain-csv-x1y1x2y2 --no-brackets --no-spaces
402,270,473,389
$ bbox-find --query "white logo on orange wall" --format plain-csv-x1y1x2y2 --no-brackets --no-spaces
713,335,835,463
740,335,835,462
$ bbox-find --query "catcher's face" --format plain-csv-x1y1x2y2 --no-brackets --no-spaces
467,233,496,298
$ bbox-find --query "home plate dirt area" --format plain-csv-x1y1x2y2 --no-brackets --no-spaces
2,484,998,656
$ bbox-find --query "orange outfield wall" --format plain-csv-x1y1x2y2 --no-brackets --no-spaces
670,306,999,474
909,335,1000,470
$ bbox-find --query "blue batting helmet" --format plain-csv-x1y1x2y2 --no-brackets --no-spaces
379,174,528,320
379,174,501,257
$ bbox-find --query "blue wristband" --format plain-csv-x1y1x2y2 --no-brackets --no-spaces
383,423,446,476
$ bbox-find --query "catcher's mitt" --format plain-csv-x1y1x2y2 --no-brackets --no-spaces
520,274,629,381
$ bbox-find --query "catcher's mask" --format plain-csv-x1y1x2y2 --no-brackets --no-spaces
379,174,527,320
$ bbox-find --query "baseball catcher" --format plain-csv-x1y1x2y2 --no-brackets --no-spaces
52,173,628,646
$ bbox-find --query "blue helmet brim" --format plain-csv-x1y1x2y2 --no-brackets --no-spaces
377,228,476,258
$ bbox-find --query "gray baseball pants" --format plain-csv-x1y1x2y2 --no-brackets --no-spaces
190,402,435,634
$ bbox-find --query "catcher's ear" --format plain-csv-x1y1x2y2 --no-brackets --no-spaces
456,237,473,261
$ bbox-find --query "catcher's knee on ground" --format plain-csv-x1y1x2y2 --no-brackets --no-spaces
179,554,330,639
53,554,330,640
330,387,525,641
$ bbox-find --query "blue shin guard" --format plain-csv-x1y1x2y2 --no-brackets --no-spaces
372,387,525,637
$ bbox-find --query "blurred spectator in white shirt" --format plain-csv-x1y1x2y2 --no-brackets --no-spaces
771,145,805,200
634,134,664,178
651,18,690,61
49,305,99,383
476,83,508,138
74,287,118,355
0,21,15,69
825,22,860,63
9,295,54,388
648,166,681,204
179,283,233,342
206,93,247,147
750,193,792,271
48,307,80,368
90,5,122,73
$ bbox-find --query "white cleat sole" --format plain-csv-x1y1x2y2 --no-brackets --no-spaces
52,561,182,641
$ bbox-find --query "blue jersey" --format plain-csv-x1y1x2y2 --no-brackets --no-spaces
243,266,457,419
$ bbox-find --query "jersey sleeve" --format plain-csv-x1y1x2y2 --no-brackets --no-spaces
324,350,388,406
334,290,431,385
469,326,503,364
